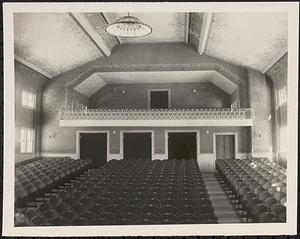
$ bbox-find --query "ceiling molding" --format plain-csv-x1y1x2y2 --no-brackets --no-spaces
185,13,190,43
211,71,238,94
73,70,239,97
15,55,53,79
74,73,107,97
121,41,187,45
198,12,213,55
101,12,122,45
71,12,111,57
263,51,288,74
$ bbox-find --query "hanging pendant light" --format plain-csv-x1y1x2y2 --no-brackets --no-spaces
105,13,152,38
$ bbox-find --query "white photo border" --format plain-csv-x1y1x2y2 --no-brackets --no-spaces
3,2,299,237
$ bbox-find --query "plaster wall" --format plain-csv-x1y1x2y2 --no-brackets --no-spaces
15,60,50,163
89,82,231,109
266,53,288,163
248,68,273,157
40,43,250,157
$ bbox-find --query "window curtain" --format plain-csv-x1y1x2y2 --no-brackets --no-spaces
216,135,235,160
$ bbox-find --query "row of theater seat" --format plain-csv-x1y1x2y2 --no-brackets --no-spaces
15,159,217,226
216,158,286,223
15,157,92,206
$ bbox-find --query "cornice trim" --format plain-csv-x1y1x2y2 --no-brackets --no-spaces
14,55,53,79
263,51,288,74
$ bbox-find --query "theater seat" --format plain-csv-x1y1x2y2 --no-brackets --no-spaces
257,212,279,223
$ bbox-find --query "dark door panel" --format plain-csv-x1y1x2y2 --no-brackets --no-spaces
168,132,197,160
80,133,107,167
124,133,152,160
150,91,169,109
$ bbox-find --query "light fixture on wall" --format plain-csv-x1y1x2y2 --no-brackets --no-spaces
121,90,126,94
48,131,56,139
192,86,207,93
105,13,152,38
268,114,272,121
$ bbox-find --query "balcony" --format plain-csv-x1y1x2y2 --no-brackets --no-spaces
58,108,253,127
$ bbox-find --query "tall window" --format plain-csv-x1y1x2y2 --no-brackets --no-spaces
22,91,36,109
278,87,287,106
20,128,34,153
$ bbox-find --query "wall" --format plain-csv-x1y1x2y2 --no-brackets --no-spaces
266,53,288,162
66,43,248,100
41,125,251,172
40,43,250,156
247,68,273,158
41,83,88,155
45,126,250,155
89,82,231,109
230,88,240,106
266,53,288,89
15,60,50,163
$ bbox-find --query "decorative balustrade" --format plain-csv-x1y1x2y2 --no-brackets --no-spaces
58,108,253,121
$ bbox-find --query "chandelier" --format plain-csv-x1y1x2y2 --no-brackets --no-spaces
105,13,152,38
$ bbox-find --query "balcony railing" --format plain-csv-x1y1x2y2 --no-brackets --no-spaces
58,108,253,121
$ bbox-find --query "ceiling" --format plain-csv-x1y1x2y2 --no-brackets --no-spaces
14,13,103,77
104,12,189,43
14,12,288,78
74,71,239,97
204,13,288,72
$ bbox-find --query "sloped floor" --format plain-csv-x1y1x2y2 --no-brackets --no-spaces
203,173,241,223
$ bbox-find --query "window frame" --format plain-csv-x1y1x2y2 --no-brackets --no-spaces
22,90,36,109
20,127,35,154
278,86,287,106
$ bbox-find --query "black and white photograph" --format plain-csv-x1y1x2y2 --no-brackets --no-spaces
2,2,299,237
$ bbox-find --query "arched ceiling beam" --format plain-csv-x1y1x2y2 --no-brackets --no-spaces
185,13,190,43
198,12,213,55
71,12,111,57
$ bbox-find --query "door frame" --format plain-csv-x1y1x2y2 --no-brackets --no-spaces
165,130,200,160
120,130,154,160
147,89,171,109
76,130,109,160
213,132,238,161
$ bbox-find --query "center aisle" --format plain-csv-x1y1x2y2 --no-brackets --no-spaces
202,173,241,223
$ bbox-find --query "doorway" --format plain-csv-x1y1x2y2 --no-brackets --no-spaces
79,132,108,167
215,134,236,160
149,90,170,109
168,132,197,160
123,132,152,160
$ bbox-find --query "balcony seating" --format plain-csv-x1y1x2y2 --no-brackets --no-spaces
15,157,92,207
216,158,286,223
16,159,217,226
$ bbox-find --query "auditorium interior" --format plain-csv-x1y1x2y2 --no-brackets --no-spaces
13,12,288,226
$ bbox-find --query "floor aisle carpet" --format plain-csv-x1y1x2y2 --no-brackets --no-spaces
202,173,241,223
